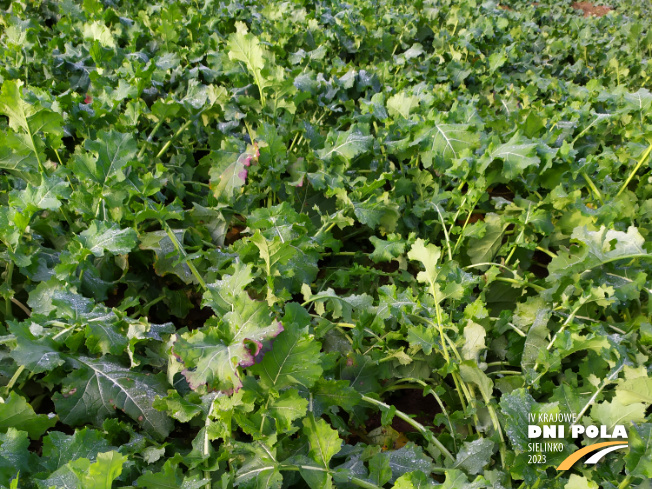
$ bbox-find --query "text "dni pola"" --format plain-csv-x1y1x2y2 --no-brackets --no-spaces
528,424,628,439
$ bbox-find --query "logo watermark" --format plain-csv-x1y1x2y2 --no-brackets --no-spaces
527,412,628,470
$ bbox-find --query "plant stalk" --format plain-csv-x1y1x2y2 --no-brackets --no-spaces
360,395,454,462
617,141,652,196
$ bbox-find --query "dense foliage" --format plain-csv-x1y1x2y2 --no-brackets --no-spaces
1,0,652,487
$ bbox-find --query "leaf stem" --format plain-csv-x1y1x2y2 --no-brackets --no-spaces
161,222,207,291
203,399,215,489
464,262,519,276
4,261,14,321
572,364,624,426
617,475,632,489
617,141,652,196
531,304,582,381
10,298,30,317
571,114,609,145
138,118,166,159
280,466,385,489
129,296,165,318
360,394,454,462
288,131,300,152
544,304,582,352
382,377,457,450
493,276,545,292
505,322,527,338
535,246,556,258
487,370,521,376
581,171,603,204
156,109,206,160
5,365,25,392
587,253,652,270
349,477,384,489
434,205,453,262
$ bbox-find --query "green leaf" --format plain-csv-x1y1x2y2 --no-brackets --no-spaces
136,460,184,489
407,238,442,299
78,130,137,184
369,234,407,263
392,470,437,489
209,148,255,203
82,21,115,48
12,174,70,212
416,122,479,168
499,389,536,451
0,80,62,136
368,453,392,486
228,22,271,100
624,423,652,478
572,225,646,263
41,428,114,472
0,393,57,439
264,389,308,434
439,469,472,489
616,376,652,405
311,379,362,415
591,398,646,432
548,225,648,283
459,363,494,402
490,137,539,178
466,213,506,265
249,236,294,275
53,357,173,441
297,459,331,489
564,474,599,489
152,391,202,423
317,128,373,162
0,132,41,182
488,52,507,73
302,414,342,468
0,80,62,182
79,221,138,257
515,297,551,380
234,441,282,489
139,230,196,284
406,326,437,355
174,327,251,393
203,263,255,315
85,317,128,356
386,444,433,484
353,192,400,232
34,464,79,489
70,451,127,489
250,303,323,390
173,298,282,392
301,285,373,322
453,438,495,475
461,321,486,362
387,92,419,119
0,429,34,483
9,322,65,374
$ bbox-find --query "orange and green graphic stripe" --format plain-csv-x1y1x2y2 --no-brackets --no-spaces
556,441,629,470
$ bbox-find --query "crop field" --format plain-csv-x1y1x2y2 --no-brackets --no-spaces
0,0,651,487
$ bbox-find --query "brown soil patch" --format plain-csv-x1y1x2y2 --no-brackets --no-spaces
498,4,513,10
457,213,484,225
572,2,612,17
225,225,246,245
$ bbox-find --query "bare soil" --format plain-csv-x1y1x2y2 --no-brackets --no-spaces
571,2,612,17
